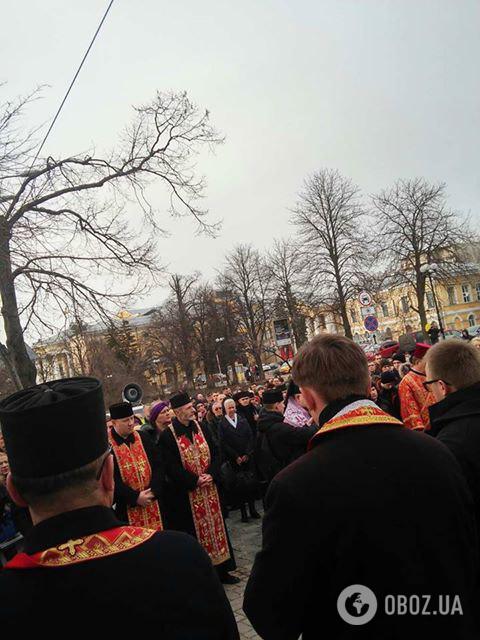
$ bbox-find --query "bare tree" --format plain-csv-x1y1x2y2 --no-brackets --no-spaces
372,178,469,333
290,169,369,339
220,244,272,377
148,305,182,390
190,284,222,383
168,273,199,389
266,238,311,349
0,86,222,388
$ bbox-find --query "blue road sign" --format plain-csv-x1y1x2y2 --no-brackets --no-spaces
364,315,379,332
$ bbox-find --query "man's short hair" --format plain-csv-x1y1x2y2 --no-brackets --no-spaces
263,403,281,412
425,339,480,390
13,455,103,506
292,334,370,403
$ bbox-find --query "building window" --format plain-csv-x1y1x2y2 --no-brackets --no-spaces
318,314,326,330
447,286,457,305
426,292,434,309
350,309,357,323
462,284,471,303
476,283,480,301
401,297,409,313
468,314,476,327
381,302,389,317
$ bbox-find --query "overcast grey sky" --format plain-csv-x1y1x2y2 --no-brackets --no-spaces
2,0,479,314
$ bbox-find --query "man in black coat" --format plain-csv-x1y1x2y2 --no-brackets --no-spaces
234,390,258,437
0,378,238,638
256,389,317,484
244,334,478,639
425,340,480,535
376,370,401,419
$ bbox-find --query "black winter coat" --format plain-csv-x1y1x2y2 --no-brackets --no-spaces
429,382,480,537
218,415,254,463
256,409,317,475
377,386,401,420
237,403,258,437
244,416,478,639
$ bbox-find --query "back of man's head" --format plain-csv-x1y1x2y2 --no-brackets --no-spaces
425,340,480,391
292,334,369,404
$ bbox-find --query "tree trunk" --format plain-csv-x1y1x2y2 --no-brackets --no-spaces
0,225,37,388
253,347,265,381
332,259,353,339
415,276,428,340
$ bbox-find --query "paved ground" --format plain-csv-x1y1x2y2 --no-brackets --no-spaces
224,507,263,639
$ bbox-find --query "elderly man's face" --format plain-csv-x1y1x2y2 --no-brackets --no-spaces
238,396,250,407
224,400,236,418
175,402,195,423
212,402,223,417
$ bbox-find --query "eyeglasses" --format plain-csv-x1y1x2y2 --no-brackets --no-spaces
96,445,113,480
422,379,451,391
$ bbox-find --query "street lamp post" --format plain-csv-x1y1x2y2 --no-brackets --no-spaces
420,263,445,339
215,337,225,374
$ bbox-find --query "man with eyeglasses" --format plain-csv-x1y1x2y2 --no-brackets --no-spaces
425,340,480,538
108,400,163,530
0,378,239,637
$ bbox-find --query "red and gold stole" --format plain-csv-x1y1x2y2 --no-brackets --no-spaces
4,526,156,570
309,403,403,449
109,429,163,530
169,422,230,566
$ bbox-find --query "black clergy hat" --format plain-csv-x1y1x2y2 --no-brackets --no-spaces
109,401,134,420
233,391,250,402
170,391,192,409
381,371,397,384
262,389,284,404
0,377,107,479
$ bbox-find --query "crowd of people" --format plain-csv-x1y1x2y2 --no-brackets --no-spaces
1,333,480,638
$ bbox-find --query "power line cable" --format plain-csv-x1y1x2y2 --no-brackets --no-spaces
30,0,115,171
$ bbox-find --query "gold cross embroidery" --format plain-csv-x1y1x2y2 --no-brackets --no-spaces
58,538,84,556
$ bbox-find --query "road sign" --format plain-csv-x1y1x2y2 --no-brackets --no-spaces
364,315,379,332
361,305,376,319
359,291,372,306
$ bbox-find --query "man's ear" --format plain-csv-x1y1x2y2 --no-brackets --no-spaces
6,473,28,508
100,454,115,494
439,380,451,397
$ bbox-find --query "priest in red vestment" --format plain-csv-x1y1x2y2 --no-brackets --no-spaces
159,391,239,584
109,401,164,530
398,343,435,431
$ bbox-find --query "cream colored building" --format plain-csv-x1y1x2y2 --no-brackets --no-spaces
346,266,480,343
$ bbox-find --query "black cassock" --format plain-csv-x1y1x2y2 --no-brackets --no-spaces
159,419,236,574
110,427,164,524
0,505,239,637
